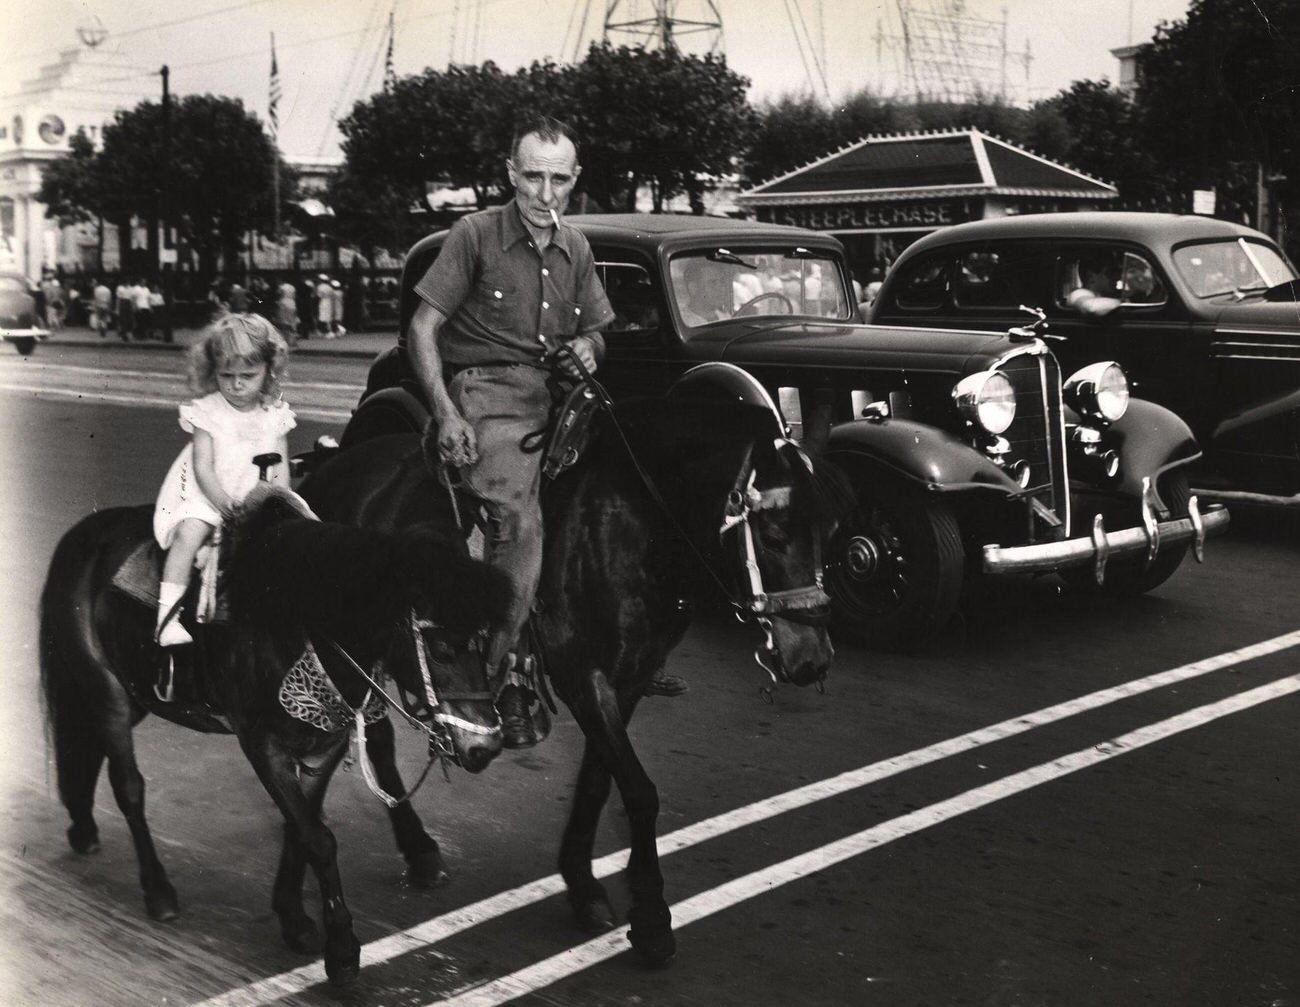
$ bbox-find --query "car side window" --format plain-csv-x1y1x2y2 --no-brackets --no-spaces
595,259,660,336
1057,247,1166,309
892,255,948,310
952,245,1044,308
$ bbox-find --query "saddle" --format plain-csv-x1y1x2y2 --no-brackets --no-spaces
534,344,613,481
110,539,230,623
541,378,604,480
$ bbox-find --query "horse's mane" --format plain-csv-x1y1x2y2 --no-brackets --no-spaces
224,492,511,638
600,395,854,527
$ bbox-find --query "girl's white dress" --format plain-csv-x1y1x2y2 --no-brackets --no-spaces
154,392,297,548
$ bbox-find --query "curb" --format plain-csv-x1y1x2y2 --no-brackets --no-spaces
24,331,394,362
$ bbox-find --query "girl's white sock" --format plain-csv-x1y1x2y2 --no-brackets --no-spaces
157,581,192,646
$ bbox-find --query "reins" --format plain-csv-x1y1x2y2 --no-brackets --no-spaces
544,345,831,650
308,612,499,806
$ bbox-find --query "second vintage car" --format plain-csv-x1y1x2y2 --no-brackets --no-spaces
0,272,46,355
335,214,1227,648
868,212,1300,502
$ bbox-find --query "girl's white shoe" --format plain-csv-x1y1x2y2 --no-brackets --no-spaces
157,619,193,648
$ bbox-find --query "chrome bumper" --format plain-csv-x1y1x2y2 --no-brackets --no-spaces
983,493,1230,583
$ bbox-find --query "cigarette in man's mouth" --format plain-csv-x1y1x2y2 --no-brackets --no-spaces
549,209,561,229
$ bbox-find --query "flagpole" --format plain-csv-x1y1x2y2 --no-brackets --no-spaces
270,32,281,240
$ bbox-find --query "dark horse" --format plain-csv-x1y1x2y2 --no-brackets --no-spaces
40,488,511,985
298,392,851,964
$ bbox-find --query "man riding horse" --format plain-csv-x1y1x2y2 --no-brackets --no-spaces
407,114,617,747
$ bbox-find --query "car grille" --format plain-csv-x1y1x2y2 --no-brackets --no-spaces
996,351,1070,539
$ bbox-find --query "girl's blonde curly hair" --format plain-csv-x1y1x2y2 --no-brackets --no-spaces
189,312,289,403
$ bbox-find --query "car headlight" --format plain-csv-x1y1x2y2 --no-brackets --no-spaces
952,370,1016,435
1064,361,1129,424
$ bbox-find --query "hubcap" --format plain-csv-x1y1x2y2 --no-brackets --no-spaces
844,535,883,580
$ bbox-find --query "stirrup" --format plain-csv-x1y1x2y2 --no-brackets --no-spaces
155,655,176,703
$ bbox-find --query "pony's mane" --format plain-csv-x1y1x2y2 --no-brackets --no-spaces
605,395,854,526
224,494,511,638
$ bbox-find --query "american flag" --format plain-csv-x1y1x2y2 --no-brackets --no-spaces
268,34,281,139
384,11,396,92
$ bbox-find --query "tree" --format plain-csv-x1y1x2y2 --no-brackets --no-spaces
1027,80,1173,209
38,129,102,226
1135,0,1300,231
743,94,837,187
91,95,288,274
570,44,757,211
338,62,519,215
38,128,110,274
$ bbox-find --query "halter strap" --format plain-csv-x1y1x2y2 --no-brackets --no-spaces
549,344,828,627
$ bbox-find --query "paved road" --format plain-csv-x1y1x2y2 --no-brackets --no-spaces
2,345,1297,1006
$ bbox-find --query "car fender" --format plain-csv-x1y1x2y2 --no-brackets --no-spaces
339,386,429,449
1094,398,1200,497
668,362,788,434
824,419,1021,494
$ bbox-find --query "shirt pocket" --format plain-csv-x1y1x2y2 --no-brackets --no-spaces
473,273,518,327
553,298,583,338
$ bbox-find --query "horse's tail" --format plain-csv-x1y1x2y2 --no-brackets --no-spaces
39,508,141,817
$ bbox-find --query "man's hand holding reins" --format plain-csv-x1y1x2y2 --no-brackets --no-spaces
436,409,478,468
561,334,599,378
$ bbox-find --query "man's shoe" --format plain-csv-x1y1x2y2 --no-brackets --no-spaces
497,684,542,749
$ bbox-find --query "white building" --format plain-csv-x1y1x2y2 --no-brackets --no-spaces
0,46,154,279
0,45,343,281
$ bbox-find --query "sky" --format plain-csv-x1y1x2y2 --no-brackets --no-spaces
0,0,1194,160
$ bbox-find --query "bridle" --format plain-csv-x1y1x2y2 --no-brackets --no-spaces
547,345,831,688
718,439,832,688
313,612,499,806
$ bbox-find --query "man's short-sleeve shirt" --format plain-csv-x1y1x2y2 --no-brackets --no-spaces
413,202,614,368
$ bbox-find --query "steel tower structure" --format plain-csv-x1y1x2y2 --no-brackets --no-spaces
602,0,724,53
876,0,1032,104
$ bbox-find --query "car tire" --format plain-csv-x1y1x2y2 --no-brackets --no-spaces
825,473,965,650
1063,469,1191,596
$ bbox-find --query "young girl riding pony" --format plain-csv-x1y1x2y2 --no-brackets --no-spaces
154,313,295,646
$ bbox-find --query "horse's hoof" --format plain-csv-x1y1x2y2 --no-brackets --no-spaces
145,886,179,922
627,904,676,965
281,919,323,955
406,850,450,889
572,897,616,934
325,960,360,987
629,929,677,966
67,824,100,855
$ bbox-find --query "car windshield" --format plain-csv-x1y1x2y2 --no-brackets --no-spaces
668,248,851,328
1172,239,1296,297
0,277,26,295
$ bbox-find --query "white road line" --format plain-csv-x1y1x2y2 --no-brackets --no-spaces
436,672,1300,1007
0,361,363,393
192,628,1300,1007
0,383,352,423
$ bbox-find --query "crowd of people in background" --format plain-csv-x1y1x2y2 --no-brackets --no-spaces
27,267,399,344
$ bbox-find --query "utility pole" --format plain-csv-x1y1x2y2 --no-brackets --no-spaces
160,65,173,342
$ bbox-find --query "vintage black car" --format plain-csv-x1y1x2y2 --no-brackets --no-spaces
338,214,1227,648
0,272,44,355
868,212,1300,502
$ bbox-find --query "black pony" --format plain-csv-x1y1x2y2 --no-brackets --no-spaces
39,489,511,985
299,392,852,964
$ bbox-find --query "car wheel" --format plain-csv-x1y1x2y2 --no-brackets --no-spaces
1063,469,1191,596
11,336,35,356
825,474,965,650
